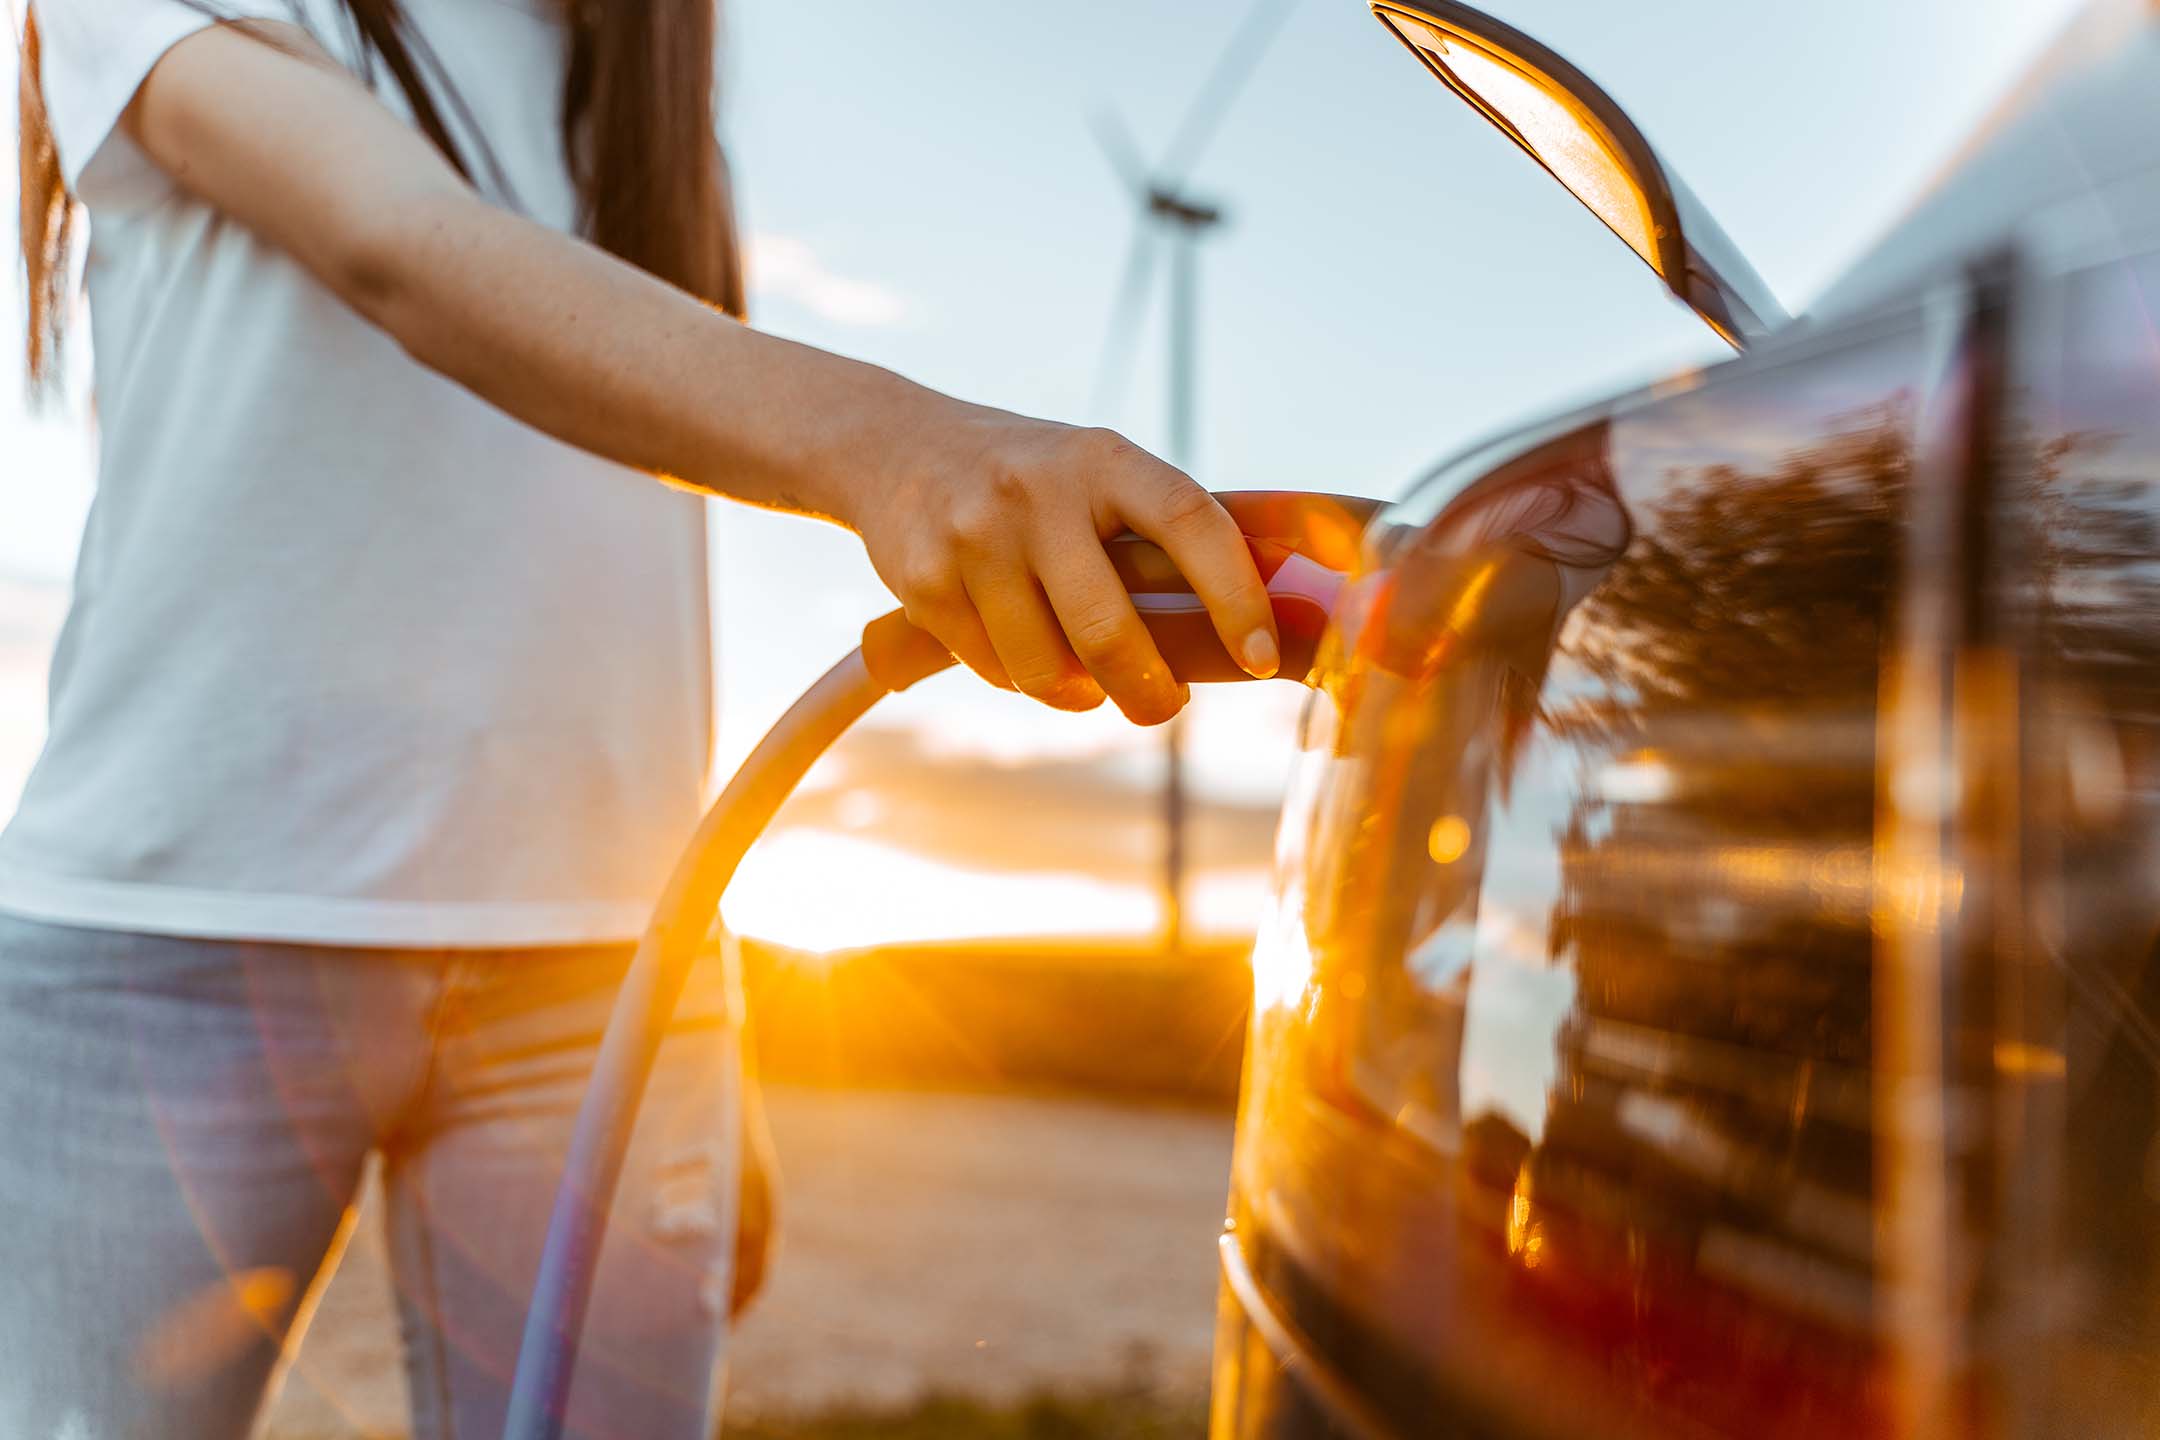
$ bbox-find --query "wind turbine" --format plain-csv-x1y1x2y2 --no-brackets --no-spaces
1090,0,1300,956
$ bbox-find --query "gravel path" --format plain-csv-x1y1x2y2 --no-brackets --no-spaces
259,1086,1234,1437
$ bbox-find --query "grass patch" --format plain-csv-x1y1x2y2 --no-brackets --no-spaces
722,1388,1208,1440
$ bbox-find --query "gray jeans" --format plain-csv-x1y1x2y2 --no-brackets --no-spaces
0,912,741,1440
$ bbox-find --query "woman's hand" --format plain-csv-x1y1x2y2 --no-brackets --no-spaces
842,401,1280,725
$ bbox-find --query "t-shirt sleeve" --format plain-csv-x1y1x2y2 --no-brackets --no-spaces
34,0,297,190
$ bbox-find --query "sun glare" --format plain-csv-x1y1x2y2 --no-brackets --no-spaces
1247,882,1317,1013
724,825,1271,953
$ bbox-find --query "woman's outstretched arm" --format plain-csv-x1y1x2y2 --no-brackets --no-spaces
118,21,1280,723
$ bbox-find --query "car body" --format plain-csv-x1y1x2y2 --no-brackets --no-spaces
1210,3,2160,1436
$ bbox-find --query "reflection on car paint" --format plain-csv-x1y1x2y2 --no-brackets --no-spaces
2000,250,2160,1432
1223,314,1934,1440
1220,246,2160,1437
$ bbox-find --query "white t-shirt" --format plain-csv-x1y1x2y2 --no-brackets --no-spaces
1,0,716,946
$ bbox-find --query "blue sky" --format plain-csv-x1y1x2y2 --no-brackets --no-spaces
717,0,2085,766
0,0,2093,946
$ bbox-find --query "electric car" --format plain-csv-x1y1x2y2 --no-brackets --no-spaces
1210,2,2160,1436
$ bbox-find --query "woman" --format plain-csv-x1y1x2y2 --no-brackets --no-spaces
3,3,1281,1436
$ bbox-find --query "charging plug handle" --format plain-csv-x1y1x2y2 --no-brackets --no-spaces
862,489,1379,691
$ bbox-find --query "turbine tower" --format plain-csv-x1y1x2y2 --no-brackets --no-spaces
1090,0,1298,955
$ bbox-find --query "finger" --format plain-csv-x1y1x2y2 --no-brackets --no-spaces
1111,467,1279,679
896,575,1013,691
962,558,1106,713
1032,525,1188,726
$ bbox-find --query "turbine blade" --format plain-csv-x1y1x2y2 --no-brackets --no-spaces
1160,0,1301,186
1090,226,1163,421
1089,109,1152,196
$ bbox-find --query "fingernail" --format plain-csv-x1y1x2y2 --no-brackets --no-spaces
1240,629,1280,679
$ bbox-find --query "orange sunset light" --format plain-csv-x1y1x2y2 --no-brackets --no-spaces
724,825,1272,954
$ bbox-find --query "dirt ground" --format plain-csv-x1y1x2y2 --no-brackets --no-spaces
258,1085,1235,1438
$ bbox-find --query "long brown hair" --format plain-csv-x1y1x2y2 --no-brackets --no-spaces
17,0,744,399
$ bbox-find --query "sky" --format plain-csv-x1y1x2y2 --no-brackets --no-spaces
0,0,2093,949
